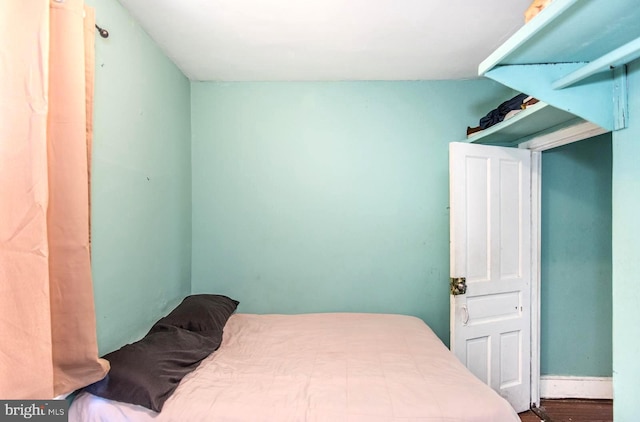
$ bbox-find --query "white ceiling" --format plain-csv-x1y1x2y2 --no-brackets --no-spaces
117,0,532,82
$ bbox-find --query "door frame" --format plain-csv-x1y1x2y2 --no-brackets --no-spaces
530,150,541,407
519,121,608,407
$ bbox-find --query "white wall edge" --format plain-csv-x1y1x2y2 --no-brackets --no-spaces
540,376,613,399
518,121,607,152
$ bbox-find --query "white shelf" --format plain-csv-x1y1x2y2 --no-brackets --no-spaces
466,102,583,147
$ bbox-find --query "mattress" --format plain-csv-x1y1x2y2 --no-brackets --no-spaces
70,313,519,421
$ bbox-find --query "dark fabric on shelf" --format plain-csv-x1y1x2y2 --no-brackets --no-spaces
479,93,529,129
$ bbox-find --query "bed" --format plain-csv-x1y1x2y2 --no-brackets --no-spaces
70,297,519,421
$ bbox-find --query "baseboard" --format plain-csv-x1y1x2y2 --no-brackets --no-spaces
540,376,613,400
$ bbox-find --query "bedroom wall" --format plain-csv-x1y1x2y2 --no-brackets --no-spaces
86,0,192,354
611,59,640,420
540,134,612,377
191,80,514,343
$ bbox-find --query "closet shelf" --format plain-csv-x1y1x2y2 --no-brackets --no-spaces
476,0,638,133
466,102,583,147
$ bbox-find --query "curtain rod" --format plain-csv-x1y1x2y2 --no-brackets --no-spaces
95,24,109,38
56,0,109,37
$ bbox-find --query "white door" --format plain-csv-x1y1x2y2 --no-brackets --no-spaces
449,142,532,413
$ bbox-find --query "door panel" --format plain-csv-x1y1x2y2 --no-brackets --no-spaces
466,336,491,384
466,291,520,324
449,142,531,413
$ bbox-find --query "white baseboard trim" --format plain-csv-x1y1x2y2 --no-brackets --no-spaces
540,376,613,400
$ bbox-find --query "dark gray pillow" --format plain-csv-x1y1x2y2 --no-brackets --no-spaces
84,326,218,412
150,294,239,334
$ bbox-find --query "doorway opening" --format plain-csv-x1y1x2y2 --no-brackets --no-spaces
537,133,613,401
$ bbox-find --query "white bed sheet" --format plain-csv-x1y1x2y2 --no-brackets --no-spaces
70,313,519,421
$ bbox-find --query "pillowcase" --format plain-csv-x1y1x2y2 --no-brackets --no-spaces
150,294,239,335
84,326,219,412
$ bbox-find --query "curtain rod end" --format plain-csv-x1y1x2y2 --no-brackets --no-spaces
95,24,109,38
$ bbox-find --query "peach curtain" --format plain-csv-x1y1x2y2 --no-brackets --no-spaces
0,0,109,398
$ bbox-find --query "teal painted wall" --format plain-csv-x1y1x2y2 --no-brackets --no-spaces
191,80,513,343
86,0,192,354
612,60,640,420
540,134,612,377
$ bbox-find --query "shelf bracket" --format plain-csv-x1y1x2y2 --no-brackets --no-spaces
484,63,626,131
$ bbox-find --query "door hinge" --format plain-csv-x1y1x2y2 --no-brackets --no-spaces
450,277,467,295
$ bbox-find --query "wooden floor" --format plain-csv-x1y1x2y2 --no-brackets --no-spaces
519,399,613,422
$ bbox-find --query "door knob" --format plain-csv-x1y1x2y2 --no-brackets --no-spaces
450,277,467,295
